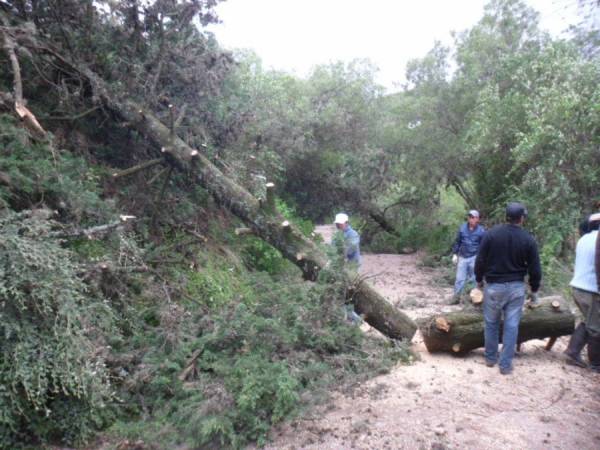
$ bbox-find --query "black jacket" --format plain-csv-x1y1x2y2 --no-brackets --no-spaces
474,223,542,292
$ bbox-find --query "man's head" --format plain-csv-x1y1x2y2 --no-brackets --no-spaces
334,212,349,230
589,212,600,231
467,209,480,228
506,202,528,225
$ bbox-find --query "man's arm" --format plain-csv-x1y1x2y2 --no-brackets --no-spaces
451,226,462,255
474,233,490,285
527,238,542,293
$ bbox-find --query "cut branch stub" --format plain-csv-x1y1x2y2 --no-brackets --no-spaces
435,317,451,332
470,288,483,305
264,182,276,213
551,300,561,310
235,227,254,236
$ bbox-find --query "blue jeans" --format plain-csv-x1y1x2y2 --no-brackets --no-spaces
483,281,526,370
454,255,476,294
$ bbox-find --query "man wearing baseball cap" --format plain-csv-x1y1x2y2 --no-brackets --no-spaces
449,209,486,304
333,212,361,266
475,202,542,375
333,212,362,324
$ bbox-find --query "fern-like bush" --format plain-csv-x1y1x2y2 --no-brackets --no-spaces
0,211,115,447
112,267,411,449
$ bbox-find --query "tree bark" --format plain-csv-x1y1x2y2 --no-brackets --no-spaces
1,12,47,139
419,297,574,354
28,45,417,341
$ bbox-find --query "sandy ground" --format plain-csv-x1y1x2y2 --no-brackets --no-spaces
260,226,600,450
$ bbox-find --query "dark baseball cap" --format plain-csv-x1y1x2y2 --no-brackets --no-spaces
506,202,528,220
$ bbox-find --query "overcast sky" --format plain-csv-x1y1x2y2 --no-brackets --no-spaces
207,0,588,91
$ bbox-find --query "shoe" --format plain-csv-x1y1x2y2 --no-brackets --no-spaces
499,366,513,375
485,360,496,367
587,334,600,373
564,323,588,368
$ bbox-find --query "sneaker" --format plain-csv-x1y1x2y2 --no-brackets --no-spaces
499,366,513,375
485,360,496,368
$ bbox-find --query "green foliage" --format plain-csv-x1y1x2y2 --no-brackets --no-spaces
239,200,312,274
111,270,410,449
0,114,113,224
276,198,314,237
0,211,115,447
184,277,409,448
242,237,287,274
186,261,245,308
380,0,598,271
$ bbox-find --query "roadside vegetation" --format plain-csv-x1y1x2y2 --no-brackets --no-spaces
0,0,597,448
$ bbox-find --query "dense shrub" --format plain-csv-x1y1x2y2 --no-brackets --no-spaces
0,211,115,447
111,271,411,449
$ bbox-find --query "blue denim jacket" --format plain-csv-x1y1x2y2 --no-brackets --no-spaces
452,223,485,258
344,225,361,265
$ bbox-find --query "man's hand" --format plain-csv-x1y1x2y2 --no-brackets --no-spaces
452,254,458,265
527,292,540,309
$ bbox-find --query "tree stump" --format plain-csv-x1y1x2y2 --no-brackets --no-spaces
419,297,574,354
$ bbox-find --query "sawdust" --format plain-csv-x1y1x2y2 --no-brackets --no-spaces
257,226,600,450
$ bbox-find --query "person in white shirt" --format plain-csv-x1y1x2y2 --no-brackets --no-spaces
565,212,600,372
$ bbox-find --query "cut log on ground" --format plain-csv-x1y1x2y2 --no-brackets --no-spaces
419,297,574,354
23,41,417,341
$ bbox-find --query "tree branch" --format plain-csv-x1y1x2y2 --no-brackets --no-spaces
51,215,136,239
0,14,23,105
112,158,164,179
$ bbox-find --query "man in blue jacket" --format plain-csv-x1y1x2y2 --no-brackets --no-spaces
450,209,485,304
333,212,362,324
334,212,361,267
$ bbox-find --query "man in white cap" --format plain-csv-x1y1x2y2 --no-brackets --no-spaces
333,212,362,323
333,213,361,267
449,209,486,303
565,212,600,372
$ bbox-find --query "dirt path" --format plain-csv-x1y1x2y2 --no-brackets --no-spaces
262,226,600,450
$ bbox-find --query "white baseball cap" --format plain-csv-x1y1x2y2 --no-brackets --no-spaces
334,213,349,224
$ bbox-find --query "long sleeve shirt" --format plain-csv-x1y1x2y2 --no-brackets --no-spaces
475,223,542,292
571,230,599,294
343,225,361,265
451,223,486,258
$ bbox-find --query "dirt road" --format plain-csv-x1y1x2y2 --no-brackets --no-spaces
262,226,600,450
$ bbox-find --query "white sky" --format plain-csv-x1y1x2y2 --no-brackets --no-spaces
207,0,587,92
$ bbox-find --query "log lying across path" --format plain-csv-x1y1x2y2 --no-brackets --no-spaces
17,37,417,341
419,297,575,354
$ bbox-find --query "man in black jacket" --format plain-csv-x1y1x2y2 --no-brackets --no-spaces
475,202,542,375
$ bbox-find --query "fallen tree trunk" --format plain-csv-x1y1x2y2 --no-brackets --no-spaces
419,297,574,354
25,41,417,341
